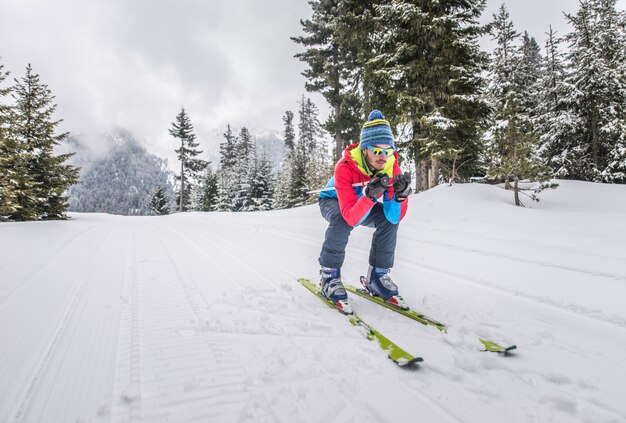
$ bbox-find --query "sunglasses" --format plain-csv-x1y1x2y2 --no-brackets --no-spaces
366,146,394,156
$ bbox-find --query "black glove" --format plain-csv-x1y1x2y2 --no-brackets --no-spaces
364,173,389,200
393,172,413,202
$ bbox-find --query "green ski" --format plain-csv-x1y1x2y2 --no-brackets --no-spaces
345,283,448,333
349,277,517,354
297,278,423,367
479,339,517,354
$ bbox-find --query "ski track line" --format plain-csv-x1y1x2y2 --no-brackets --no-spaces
110,221,249,422
9,222,119,423
152,220,283,293
158,222,465,423
0,220,105,311
257,223,626,337
149,222,361,335
406,256,626,335
403,260,626,374
406,235,626,282
110,223,142,421
403,220,626,263
198,219,626,374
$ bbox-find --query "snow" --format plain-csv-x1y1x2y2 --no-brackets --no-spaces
1,180,626,422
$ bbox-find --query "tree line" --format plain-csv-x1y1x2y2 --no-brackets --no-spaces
158,95,330,215
292,0,625,205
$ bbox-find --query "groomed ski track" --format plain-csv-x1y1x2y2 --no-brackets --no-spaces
1,181,625,422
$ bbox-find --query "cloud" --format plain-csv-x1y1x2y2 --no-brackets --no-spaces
1,0,314,166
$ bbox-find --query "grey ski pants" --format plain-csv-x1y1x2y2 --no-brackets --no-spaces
318,197,399,270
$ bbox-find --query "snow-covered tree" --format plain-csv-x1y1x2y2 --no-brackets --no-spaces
169,108,208,211
0,60,19,220
9,64,79,220
149,187,170,215
563,0,626,182
195,165,219,212
373,0,490,190
251,152,275,211
282,96,330,208
535,26,578,177
215,124,239,211
234,127,256,211
292,0,363,160
282,110,295,154
486,6,554,206
516,32,543,117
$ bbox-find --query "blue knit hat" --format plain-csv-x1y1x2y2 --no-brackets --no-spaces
360,110,395,149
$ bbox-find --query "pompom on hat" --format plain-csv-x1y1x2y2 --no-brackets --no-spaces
360,110,395,149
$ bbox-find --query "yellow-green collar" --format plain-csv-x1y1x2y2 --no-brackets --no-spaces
349,146,395,177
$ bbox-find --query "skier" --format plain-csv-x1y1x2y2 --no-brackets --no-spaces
317,110,413,314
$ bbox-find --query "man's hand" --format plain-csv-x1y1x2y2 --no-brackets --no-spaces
364,173,389,200
393,172,413,202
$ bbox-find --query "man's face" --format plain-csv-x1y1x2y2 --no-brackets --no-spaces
363,144,393,171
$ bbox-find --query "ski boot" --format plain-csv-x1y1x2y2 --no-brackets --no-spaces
320,267,352,314
362,266,408,310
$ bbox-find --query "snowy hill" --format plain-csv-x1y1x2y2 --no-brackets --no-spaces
1,180,625,422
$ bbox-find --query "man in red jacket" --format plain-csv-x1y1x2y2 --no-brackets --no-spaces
318,110,412,314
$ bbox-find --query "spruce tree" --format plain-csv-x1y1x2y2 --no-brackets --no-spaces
282,110,296,154
216,125,238,211
297,95,322,168
516,32,543,117
486,6,554,206
285,148,309,208
292,0,362,160
535,27,578,177
253,152,274,211
196,166,218,212
169,107,208,211
272,163,292,209
0,60,18,220
234,127,255,211
373,0,490,189
9,64,79,220
282,96,330,207
564,0,626,182
149,187,170,215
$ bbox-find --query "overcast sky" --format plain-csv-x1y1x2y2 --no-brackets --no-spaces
1,0,624,166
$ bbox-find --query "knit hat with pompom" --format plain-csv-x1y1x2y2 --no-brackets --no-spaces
359,110,395,149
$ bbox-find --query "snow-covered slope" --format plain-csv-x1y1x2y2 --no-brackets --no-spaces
1,180,625,422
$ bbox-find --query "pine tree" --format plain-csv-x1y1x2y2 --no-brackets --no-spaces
297,95,321,168
486,6,554,206
282,110,296,154
9,64,79,220
149,187,170,215
373,0,490,189
564,0,626,182
253,152,275,211
0,60,18,220
281,96,331,207
195,165,218,212
516,32,543,117
234,127,256,211
535,26,578,177
219,124,238,170
169,107,208,211
285,148,309,208
272,163,292,209
216,125,237,211
292,0,363,160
